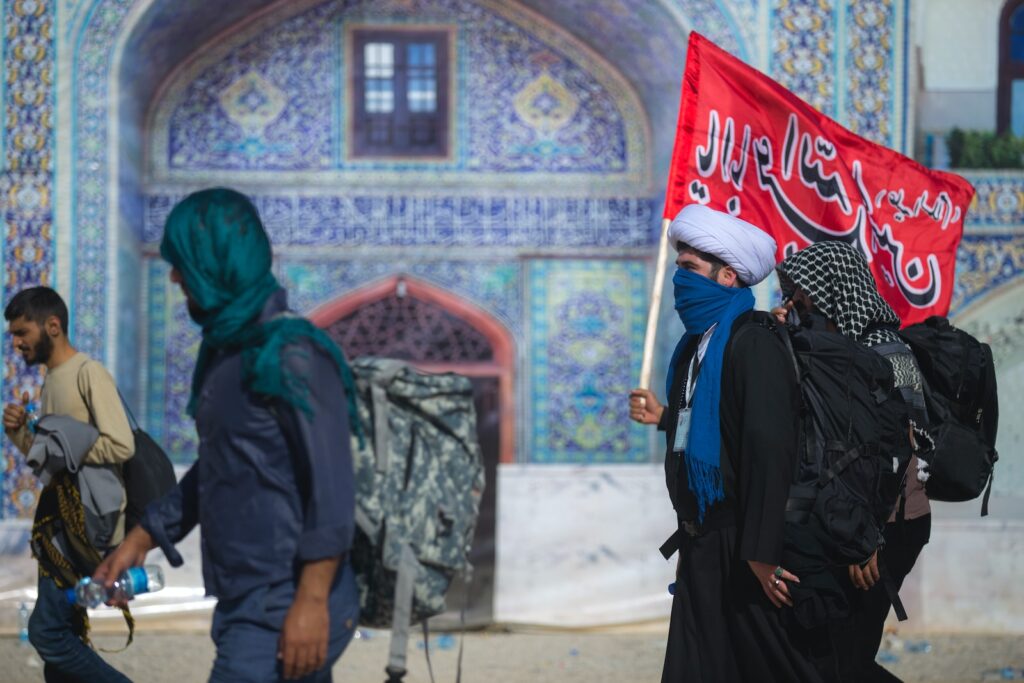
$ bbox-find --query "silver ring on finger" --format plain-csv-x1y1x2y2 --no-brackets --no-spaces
772,577,780,588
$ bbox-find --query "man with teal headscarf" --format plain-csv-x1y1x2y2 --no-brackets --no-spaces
95,188,361,682
630,205,821,682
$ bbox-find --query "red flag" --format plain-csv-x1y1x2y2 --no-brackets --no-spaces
664,33,975,325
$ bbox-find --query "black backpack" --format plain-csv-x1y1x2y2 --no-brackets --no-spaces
777,323,913,566
119,397,177,531
899,316,999,515
734,315,911,566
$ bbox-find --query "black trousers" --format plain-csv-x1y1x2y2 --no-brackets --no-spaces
854,514,932,682
786,515,931,683
662,526,823,683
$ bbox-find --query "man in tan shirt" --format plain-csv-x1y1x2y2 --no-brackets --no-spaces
3,286,133,683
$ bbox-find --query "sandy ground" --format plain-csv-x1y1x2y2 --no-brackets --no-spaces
1,621,1022,683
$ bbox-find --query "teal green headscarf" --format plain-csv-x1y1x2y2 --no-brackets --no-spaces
160,188,361,437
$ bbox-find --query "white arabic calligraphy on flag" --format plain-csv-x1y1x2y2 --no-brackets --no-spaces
664,33,975,324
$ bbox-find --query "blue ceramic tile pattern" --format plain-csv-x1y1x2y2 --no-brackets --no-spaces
528,259,649,463
1,0,56,520
952,234,1024,317
844,0,897,146
3,0,1016,513
158,0,632,175
770,0,836,116
963,174,1024,228
143,193,655,247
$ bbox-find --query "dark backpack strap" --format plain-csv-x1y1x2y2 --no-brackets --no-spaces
877,552,908,622
727,314,800,383
862,321,900,341
75,360,135,434
817,443,873,486
114,389,139,432
659,529,682,560
774,322,800,384
978,343,999,448
868,341,910,358
954,332,974,403
784,485,816,523
896,489,907,536
981,470,994,517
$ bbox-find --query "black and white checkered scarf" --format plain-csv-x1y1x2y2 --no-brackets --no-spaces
778,242,932,456
776,241,902,347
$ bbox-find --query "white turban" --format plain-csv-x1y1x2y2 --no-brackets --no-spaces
667,204,778,285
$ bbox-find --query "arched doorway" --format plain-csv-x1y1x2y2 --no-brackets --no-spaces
309,275,515,625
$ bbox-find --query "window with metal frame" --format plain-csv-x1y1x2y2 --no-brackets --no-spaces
999,1,1024,135
351,29,449,157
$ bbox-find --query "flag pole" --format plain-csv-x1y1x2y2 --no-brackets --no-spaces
638,217,672,391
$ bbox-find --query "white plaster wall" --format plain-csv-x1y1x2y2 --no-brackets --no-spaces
0,519,211,632
0,467,212,632
894,498,1024,633
494,464,677,626
917,0,1002,91
888,281,1024,634
914,0,1002,133
957,282,1024,497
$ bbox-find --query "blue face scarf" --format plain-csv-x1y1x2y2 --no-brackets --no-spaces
666,268,755,521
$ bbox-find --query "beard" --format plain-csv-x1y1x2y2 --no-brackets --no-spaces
23,334,54,366
186,299,208,325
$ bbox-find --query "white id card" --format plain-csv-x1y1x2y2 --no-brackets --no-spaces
673,408,692,453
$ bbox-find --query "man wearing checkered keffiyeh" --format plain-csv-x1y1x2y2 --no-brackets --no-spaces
777,240,932,683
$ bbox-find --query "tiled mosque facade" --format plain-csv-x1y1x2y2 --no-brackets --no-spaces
2,0,1022,629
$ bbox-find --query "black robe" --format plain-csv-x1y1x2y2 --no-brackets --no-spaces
659,312,822,683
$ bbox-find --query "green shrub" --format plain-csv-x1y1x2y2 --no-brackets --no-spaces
946,127,1024,168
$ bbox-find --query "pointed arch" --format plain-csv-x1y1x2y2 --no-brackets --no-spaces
309,275,516,464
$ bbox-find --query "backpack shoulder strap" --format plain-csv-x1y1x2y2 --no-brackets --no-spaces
75,359,137,432
729,314,800,384
869,341,910,358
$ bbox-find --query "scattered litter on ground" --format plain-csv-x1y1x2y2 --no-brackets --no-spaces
981,667,1024,681
882,632,905,652
416,634,458,651
904,640,932,654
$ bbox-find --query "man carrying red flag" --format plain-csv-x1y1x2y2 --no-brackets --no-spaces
630,204,823,682
650,29,975,683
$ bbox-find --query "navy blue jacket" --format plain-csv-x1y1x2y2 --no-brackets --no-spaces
141,291,356,600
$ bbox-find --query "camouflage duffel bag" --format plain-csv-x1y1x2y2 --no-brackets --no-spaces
347,358,484,679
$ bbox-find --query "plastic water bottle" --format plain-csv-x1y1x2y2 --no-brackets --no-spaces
17,602,30,646
66,565,165,608
25,401,40,434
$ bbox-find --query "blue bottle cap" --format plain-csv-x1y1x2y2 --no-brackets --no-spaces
64,588,77,605
126,566,148,595
667,582,676,596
